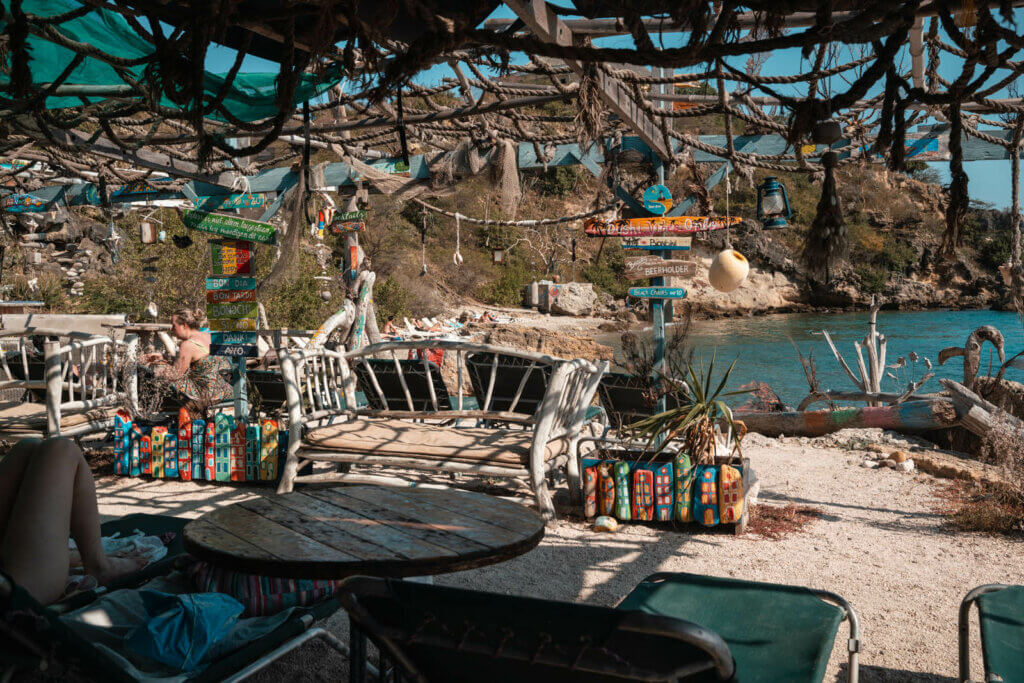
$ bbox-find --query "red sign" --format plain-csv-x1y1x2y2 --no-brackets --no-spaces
206,289,256,304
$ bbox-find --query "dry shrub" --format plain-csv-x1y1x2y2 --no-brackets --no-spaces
977,412,1024,518
746,503,822,540
937,480,1024,535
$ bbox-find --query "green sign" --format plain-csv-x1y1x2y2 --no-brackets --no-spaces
207,301,259,319
183,210,277,245
628,287,688,299
334,209,366,222
205,277,257,290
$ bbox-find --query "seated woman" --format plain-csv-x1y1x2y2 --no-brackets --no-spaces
381,316,399,337
0,438,146,604
142,308,232,406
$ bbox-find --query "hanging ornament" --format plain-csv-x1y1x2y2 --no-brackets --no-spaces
453,212,464,266
709,250,749,293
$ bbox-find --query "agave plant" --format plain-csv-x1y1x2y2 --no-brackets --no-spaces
628,351,748,465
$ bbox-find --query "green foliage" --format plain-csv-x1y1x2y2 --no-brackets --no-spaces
581,249,629,299
978,232,1012,271
534,167,584,198
478,260,532,307
854,264,888,293
374,276,412,325
7,272,67,309
877,236,919,274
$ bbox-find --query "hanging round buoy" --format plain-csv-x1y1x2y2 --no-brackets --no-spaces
708,249,749,293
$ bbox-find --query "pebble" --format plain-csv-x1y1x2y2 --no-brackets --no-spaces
866,444,888,454
861,460,880,469
880,459,898,468
896,460,916,473
593,516,618,532
890,450,909,463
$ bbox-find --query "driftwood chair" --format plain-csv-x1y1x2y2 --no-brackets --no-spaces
276,340,608,518
0,330,137,439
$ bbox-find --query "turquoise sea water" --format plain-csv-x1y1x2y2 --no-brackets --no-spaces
596,309,1024,407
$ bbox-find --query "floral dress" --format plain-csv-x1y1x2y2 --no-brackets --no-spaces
171,339,233,403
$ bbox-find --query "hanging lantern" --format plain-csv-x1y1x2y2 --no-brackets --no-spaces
140,220,158,244
492,247,505,264
756,177,791,229
708,249,750,293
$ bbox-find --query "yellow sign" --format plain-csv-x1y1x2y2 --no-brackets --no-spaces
208,317,257,332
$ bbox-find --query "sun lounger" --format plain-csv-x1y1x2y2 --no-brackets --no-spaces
337,575,736,683
959,583,1023,683
0,513,346,682
616,572,860,683
352,357,453,412
597,372,683,430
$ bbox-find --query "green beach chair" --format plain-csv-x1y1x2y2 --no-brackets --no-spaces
616,572,861,683
1,513,346,681
959,583,1024,683
337,575,737,682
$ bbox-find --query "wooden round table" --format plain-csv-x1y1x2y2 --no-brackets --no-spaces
183,486,546,580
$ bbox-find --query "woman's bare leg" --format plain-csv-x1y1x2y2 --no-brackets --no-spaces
0,438,141,604
0,439,40,538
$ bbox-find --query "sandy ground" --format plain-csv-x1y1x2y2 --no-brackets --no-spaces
88,435,1024,683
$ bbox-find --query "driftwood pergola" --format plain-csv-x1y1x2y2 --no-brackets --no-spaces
4,1,1024,283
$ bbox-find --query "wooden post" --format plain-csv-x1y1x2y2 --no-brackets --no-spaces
276,346,303,494
43,340,62,437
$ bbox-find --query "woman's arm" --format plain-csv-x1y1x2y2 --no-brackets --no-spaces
156,343,194,380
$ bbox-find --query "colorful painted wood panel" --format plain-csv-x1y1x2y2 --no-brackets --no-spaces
598,462,615,516
164,433,178,479
673,453,695,523
718,464,745,524
583,466,598,518
619,236,692,250
260,419,278,481
114,410,131,476
694,465,720,527
190,419,205,480
230,420,247,482
653,462,673,521
613,461,632,521
203,421,216,481
150,427,167,478
214,413,232,482
129,425,142,477
140,433,152,476
245,423,261,481
178,409,192,482
631,468,654,521
584,215,741,236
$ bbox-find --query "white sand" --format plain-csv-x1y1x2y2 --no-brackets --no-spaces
93,438,1024,682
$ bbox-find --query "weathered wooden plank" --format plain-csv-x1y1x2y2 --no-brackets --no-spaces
403,488,544,536
321,487,492,555
624,257,697,281
238,495,390,562
200,504,354,563
351,486,535,550
736,398,959,437
301,489,462,560
183,516,280,562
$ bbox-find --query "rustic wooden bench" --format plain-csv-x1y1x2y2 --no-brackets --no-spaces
0,329,137,439
275,340,608,519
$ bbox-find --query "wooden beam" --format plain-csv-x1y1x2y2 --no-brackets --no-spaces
505,0,672,162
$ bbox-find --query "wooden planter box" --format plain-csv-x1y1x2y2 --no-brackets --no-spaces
580,446,752,534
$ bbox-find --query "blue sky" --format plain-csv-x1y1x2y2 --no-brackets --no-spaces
207,4,1023,210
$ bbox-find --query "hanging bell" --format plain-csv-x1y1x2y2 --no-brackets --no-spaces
140,220,158,244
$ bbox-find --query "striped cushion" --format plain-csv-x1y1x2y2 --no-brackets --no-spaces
189,562,342,616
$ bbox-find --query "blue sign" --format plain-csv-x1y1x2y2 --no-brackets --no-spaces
211,332,258,345
642,184,673,215
205,277,257,291
628,287,687,299
210,344,258,358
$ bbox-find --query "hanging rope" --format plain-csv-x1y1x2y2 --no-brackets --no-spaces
420,211,428,276
802,150,847,283
412,197,617,226
453,212,464,266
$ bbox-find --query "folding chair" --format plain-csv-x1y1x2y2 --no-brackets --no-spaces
617,572,860,683
959,583,1023,683
337,575,736,683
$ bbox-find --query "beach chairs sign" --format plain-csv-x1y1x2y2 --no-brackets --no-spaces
113,408,285,484
583,456,745,528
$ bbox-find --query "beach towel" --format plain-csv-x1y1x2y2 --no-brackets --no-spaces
190,563,342,617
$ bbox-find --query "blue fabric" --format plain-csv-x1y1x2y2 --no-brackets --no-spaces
125,590,244,672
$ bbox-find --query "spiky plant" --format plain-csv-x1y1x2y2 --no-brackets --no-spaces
628,351,748,465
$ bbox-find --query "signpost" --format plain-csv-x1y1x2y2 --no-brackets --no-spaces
584,215,741,236
330,221,364,234
183,210,277,244
623,257,697,280
620,236,692,250
628,287,687,299
641,184,673,215
210,239,253,276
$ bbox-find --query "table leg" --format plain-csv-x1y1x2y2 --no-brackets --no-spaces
350,621,368,683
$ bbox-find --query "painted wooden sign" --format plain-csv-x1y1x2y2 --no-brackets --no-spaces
2,193,48,213
183,210,277,244
206,289,255,304
584,215,741,237
624,257,698,280
334,209,367,221
628,286,688,299
208,317,258,332
211,332,258,345
642,184,673,215
207,301,258,319
210,343,259,357
331,221,364,234
209,239,253,276
205,276,257,290
620,236,692,250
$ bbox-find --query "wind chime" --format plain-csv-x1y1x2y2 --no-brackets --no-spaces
312,193,336,301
